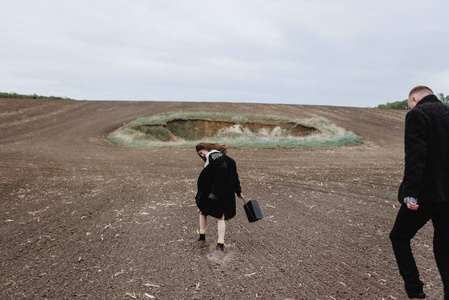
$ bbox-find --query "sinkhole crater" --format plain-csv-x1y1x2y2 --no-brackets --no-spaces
109,112,362,148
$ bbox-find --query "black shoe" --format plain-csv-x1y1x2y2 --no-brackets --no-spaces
215,243,224,251
409,292,426,299
198,234,205,242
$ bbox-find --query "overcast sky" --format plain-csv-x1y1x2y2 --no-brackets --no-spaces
1,1,448,107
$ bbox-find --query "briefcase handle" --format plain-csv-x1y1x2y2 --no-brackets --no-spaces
239,195,248,205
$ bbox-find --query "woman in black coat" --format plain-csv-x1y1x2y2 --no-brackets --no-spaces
195,142,243,251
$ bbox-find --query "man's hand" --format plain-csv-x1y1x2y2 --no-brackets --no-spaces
406,202,419,210
404,197,419,210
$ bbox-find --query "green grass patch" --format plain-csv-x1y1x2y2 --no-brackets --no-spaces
109,112,362,148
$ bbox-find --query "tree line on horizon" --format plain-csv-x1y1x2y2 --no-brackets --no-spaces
3,91,449,109
377,93,449,110
0,92,71,100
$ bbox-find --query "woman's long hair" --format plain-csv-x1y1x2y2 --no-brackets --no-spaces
195,143,228,154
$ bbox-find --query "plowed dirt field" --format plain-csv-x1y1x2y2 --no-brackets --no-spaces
1,98,443,299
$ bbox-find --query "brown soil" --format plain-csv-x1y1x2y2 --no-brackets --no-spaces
0,99,442,299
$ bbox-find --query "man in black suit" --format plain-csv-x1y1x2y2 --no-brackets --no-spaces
390,86,449,299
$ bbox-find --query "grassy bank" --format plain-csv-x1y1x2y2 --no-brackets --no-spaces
109,112,362,149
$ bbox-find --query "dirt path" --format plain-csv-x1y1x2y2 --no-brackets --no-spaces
1,98,442,299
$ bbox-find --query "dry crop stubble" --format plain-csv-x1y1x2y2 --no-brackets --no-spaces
1,98,443,299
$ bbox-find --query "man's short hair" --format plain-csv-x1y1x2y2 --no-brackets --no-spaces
409,86,434,98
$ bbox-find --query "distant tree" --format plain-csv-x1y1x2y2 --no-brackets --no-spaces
377,92,449,109
0,92,71,100
438,93,449,105
377,99,408,110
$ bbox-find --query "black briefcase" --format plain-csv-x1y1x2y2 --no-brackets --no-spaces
242,198,263,223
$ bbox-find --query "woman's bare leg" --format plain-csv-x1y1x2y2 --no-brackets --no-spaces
198,214,207,241
217,220,225,245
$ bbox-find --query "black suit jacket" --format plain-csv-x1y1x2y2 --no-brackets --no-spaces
399,94,449,204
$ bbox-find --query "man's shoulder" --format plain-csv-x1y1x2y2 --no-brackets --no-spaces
406,107,425,121
417,100,449,117
418,96,448,110
408,101,449,131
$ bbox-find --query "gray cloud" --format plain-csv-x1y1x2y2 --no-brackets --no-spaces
1,0,448,106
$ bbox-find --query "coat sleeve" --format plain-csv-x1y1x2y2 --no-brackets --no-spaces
233,161,242,197
400,109,428,201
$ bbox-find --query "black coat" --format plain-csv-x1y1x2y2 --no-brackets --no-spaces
195,152,241,220
398,94,449,204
